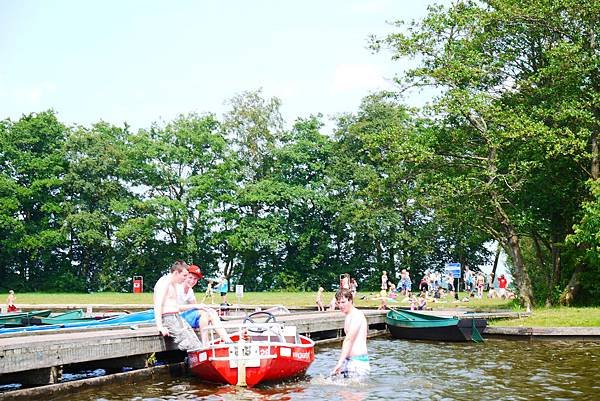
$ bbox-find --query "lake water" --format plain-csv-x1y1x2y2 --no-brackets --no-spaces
48,337,600,401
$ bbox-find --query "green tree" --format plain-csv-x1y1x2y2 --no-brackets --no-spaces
331,93,490,289
219,90,285,287
122,113,231,287
372,0,599,308
63,121,134,291
0,111,68,291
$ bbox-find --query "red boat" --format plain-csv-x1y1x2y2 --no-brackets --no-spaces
188,311,315,387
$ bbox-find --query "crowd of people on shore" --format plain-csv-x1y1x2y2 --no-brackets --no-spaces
314,267,516,313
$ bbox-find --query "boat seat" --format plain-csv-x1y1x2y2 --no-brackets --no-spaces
250,328,284,343
282,325,299,344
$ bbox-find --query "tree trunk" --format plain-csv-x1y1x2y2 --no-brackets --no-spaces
388,245,396,284
502,230,534,311
491,245,500,280
532,236,546,271
559,263,585,306
493,197,535,311
545,243,562,307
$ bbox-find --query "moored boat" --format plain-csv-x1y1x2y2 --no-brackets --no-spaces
0,309,52,327
386,309,486,342
0,309,156,334
188,311,315,387
27,309,97,325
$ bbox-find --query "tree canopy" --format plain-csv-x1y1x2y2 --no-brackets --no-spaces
1,1,598,308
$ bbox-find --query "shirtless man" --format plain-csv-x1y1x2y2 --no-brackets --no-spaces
153,260,205,351
331,288,370,379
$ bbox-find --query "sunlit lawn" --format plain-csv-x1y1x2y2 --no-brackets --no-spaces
8,291,600,327
6,290,516,309
492,307,600,327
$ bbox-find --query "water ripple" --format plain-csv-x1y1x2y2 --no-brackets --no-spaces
43,337,600,401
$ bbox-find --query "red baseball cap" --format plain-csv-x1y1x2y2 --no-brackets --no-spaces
187,264,203,279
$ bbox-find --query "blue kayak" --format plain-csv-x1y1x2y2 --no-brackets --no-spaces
0,309,156,335
0,308,204,335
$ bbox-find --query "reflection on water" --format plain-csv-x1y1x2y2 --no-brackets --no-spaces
48,337,600,401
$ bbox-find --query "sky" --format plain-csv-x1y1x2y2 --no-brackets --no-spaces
0,0,447,131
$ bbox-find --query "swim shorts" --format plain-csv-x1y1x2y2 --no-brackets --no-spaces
340,355,370,379
161,313,203,351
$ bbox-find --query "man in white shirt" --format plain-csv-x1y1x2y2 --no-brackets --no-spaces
176,264,230,344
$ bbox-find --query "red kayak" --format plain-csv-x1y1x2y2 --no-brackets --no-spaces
188,311,315,387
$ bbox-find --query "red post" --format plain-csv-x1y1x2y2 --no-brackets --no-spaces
133,276,143,293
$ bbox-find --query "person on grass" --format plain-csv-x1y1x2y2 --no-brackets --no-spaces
6,290,17,313
316,287,325,311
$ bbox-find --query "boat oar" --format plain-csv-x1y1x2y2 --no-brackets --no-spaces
471,319,484,343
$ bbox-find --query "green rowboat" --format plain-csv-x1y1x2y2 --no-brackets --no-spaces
386,309,486,342
0,310,52,327
28,309,98,325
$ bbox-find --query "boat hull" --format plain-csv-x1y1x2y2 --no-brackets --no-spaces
28,309,99,325
386,310,487,342
188,334,315,387
0,310,52,327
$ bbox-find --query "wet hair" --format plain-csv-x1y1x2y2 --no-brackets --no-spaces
335,288,353,302
170,259,188,273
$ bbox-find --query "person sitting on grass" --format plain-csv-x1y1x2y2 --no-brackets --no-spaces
388,282,398,299
410,293,427,310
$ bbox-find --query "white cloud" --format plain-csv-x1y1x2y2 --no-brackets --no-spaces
332,63,387,93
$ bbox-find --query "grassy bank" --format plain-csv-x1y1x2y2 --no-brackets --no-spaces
6,291,600,327
6,290,515,309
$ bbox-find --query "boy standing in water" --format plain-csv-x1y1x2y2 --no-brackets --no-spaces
331,288,370,379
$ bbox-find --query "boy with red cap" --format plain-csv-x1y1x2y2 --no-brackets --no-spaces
177,264,203,305
154,261,230,351
176,264,230,344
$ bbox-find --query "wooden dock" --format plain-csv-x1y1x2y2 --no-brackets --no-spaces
484,326,600,340
0,310,387,386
